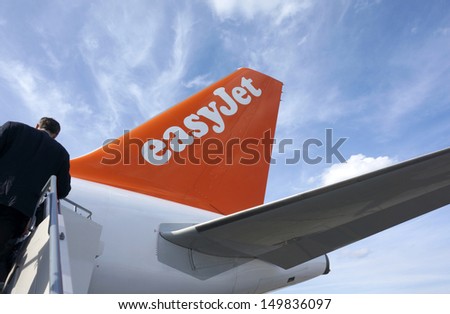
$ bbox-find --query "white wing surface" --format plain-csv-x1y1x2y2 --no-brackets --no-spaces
162,148,450,269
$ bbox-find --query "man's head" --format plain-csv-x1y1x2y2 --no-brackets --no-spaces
36,117,61,139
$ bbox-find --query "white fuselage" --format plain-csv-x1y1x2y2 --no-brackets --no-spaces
68,178,328,293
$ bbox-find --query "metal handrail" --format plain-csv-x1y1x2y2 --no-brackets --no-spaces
61,198,93,219
42,175,63,294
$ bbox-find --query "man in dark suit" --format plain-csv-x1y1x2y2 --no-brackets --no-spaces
0,117,71,284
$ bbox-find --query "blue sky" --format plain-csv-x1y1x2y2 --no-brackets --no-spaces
1,0,449,293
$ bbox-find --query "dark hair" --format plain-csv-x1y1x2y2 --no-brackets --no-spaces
38,117,61,136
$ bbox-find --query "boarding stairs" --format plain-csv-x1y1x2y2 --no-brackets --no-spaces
1,176,102,294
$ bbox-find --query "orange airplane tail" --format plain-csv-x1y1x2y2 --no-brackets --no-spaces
70,68,283,215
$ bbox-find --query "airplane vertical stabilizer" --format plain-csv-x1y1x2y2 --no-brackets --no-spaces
70,68,283,214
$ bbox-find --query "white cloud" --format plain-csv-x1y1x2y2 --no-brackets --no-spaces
207,0,312,23
148,9,194,98
436,27,450,36
319,154,395,186
0,59,100,155
78,2,196,124
0,60,91,121
339,247,371,259
183,74,214,89
353,0,382,13
364,22,450,139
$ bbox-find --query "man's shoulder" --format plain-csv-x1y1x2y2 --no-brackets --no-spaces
1,121,34,136
2,121,26,130
5,121,37,132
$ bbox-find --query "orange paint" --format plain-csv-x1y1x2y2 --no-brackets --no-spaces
70,68,283,215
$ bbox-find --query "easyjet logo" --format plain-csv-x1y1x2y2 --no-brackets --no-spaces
141,76,262,165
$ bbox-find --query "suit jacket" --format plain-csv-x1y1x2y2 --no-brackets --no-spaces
0,121,71,218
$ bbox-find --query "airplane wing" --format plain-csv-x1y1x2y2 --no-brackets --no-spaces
161,147,450,269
